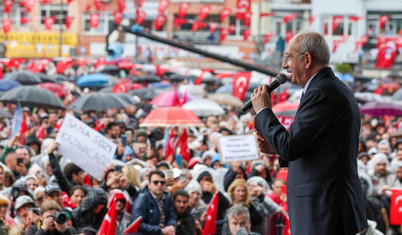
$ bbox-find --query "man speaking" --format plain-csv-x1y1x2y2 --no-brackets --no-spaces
250,32,368,235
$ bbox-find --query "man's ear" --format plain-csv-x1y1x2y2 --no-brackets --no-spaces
304,52,313,69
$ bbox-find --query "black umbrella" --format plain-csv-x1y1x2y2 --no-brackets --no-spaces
143,88,172,100
115,94,138,105
36,73,56,83
5,71,41,85
51,74,73,83
130,75,161,83
130,88,154,97
165,73,186,83
0,108,12,119
68,92,129,111
96,65,120,76
99,86,113,93
0,86,65,109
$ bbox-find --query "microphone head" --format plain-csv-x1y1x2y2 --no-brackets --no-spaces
276,73,288,85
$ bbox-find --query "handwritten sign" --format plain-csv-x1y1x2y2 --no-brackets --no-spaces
218,135,259,162
56,113,116,180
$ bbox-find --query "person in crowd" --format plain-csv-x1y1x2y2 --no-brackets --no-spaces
26,175,39,196
68,185,86,208
226,204,260,235
72,188,108,232
369,153,397,197
391,140,402,170
173,189,196,235
247,162,273,189
251,31,367,234
107,189,131,235
14,195,34,225
34,186,45,207
224,161,246,191
0,165,5,191
25,200,76,235
227,179,262,233
45,184,63,207
0,194,15,233
184,181,207,234
131,170,176,234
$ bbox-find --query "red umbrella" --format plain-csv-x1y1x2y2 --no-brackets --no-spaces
140,107,204,127
150,90,194,107
36,82,68,98
272,101,299,117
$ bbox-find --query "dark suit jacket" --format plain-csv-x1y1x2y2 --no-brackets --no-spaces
255,67,368,235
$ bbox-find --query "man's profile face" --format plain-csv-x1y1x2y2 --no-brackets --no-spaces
282,37,306,86
174,195,189,214
228,213,250,234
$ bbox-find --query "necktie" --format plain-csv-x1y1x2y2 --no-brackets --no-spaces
300,91,305,102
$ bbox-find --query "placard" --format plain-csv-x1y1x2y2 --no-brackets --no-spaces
218,135,259,162
56,113,117,180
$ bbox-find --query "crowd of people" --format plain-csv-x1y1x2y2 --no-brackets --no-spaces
0,67,401,235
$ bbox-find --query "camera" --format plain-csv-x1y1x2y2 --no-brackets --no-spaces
51,212,68,224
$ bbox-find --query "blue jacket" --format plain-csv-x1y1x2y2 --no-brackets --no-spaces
131,187,177,235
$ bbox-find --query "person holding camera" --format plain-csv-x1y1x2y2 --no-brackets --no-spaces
26,200,76,235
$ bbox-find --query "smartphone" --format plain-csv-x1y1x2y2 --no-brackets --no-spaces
121,134,127,147
166,170,173,180
29,207,40,215
17,158,24,165
179,174,187,181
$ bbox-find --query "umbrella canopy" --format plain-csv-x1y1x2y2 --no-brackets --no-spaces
360,101,402,117
0,86,65,109
5,71,41,85
0,80,22,92
36,73,56,83
392,88,402,101
207,93,244,108
130,75,161,83
68,92,129,111
150,90,194,107
52,74,73,83
115,93,138,105
165,73,186,83
182,99,225,116
76,73,111,87
140,106,204,127
272,101,299,117
96,64,120,76
36,82,68,97
0,108,12,119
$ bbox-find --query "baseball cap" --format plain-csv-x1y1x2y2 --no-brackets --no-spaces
45,184,62,196
15,195,34,210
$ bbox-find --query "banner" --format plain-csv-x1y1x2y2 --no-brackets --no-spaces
56,113,117,180
218,135,259,162
232,72,251,101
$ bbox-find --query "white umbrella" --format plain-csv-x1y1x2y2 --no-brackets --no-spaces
182,99,225,116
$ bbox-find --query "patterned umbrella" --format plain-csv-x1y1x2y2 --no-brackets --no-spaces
360,101,402,117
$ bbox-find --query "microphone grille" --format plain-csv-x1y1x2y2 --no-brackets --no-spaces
276,73,288,84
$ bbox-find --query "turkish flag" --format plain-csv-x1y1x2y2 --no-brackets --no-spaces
40,0,52,3
36,126,46,140
349,16,361,22
90,13,100,29
124,216,142,234
25,0,34,13
44,17,55,30
353,35,369,53
375,41,397,69
198,5,210,20
56,59,73,74
202,193,219,235
243,28,250,41
2,19,12,34
118,0,126,12
113,12,123,25
220,27,230,42
83,173,92,187
85,3,91,12
177,129,190,162
283,13,298,24
94,121,105,132
21,17,31,25
209,22,219,33
192,21,207,32
262,33,274,44
4,0,13,14
194,70,205,85
260,12,275,17
112,82,128,93
233,72,251,101
157,0,169,13
379,15,390,29
178,3,189,18
98,192,126,235
165,128,175,161
220,8,231,22
55,119,63,132
7,58,22,69
94,0,102,11
174,18,187,29
277,87,288,103
67,0,74,4
236,0,250,20
65,16,74,29
332,16,343,32
244,11,252,27
390,189,402,225
136,10,146,25
154,15,166,30
285,31,293,44
139,0,146,7
309,15,316,25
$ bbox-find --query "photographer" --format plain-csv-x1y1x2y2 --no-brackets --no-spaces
26,200,76,235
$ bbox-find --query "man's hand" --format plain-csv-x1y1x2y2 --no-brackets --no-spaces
46,141,58,155
231,161,241,172
8,134,20,148
41,216,54,232
106,172,121,188
251,84,272,114
15,163,27,176
162,225,175,235
256,132,277,154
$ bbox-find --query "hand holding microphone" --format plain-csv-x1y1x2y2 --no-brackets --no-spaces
241,73,287,113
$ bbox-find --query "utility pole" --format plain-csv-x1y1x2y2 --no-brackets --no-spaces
58,0,64,57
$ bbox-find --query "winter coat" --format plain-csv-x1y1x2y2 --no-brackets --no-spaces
176,206,196,235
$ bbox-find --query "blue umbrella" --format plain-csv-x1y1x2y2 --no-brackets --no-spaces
149,82,172,89
76,73,111,87
0,80,22,91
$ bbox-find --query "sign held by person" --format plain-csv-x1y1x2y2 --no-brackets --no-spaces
218,134,259,162
56,113,117,180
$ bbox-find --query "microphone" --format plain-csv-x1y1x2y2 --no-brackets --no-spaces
241,73,288,112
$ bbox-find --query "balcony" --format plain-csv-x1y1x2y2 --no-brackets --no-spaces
172,31,221,45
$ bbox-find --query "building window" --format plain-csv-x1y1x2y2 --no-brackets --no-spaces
229,16,245,37
82,12,114,35
322,16,353,37
40,4,69,25
0,6,20,26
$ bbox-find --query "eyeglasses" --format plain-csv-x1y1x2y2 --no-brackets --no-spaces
152,180,166,186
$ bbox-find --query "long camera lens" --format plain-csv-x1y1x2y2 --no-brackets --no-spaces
53,212,68,224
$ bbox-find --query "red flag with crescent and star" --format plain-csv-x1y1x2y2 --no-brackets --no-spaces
202,193,219,235
390,189,402,225
232,72,251,101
